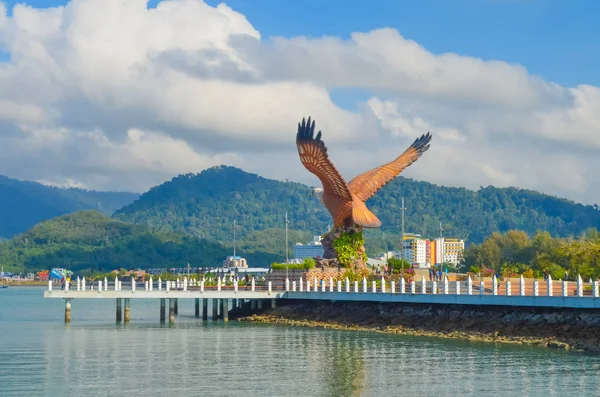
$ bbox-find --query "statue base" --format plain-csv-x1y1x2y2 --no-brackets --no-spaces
319,224,367,270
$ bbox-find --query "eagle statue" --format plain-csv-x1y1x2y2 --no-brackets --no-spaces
296,116,432,230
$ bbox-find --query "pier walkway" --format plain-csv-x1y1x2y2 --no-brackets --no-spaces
44,274,600,323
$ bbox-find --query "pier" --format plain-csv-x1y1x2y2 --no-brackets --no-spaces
45,274,600,323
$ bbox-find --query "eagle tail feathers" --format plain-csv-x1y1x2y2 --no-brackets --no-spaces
352,201,382,228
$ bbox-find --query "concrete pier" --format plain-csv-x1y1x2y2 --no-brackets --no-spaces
169,298,175,324
212,299,218,321
221,299,229,322
202,298,208,320
116,298,122,322
65,298,72,323
195,298,200,317
160,298,166,323
124,298,131,323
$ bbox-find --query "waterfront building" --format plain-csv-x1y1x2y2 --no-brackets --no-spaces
433,237,465,266
293,235,324,259
223,256,248,268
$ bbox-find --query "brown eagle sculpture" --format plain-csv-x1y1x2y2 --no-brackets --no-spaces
296,116,432,229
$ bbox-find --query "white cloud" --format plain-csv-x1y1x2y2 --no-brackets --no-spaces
0,0,598,204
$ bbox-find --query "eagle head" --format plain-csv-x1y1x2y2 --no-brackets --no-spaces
310,187,324,199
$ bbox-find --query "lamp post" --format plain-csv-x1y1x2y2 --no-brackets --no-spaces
285,212,289,281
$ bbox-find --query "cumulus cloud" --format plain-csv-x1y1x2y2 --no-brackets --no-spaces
0,0,598,204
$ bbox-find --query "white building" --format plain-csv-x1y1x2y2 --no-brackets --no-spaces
293,235,324,259
434,238,464,266
402,237,428,268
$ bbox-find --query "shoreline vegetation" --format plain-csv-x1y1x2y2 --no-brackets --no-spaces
237,301,600,353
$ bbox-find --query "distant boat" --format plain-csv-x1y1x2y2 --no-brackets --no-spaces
1,266,7,289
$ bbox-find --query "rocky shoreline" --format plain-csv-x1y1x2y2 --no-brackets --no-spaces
237,301,600,353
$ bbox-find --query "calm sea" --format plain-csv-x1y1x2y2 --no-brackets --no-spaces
1,287,599,396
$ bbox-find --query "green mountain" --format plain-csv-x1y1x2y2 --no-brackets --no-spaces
0,175,139,239
115,166,600,252
0,210,279,273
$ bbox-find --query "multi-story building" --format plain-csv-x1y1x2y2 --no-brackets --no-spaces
433,237,464,266
223,256,248,268
401,234,429,268
293,235,324,260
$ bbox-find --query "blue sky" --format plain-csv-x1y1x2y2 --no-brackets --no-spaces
3,0,599,87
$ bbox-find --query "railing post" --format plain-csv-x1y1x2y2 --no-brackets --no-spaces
285,278,290,292
217,277,222,292
166,278,170,291
104,277,108,291
131,277,136,292
158,277,162,291
410,279,416,294
421,276,426,294
307,280,311,292
466,276,472,295
200,280,205,293
336,280,341,292
479,281,485,296
48,280,52,291
380,277,386,293
353,281,358,293
520,275,525,296
547,275,553,296
577,275,583,297
431,281,437,295
82,277,86,291
562,279,568,296
299,278,304,292
362,277,367,293
492,276,498,296
594,280,599,298
251,277,255,292
292,281,297,292
329,277,334,292
455,279,460,295
506,280,511,296
76,277,81,291
183,277,188,291
234,280,239,293
345,277,350,293
149,277,153,291
443,276,449,295
313,277,318,291
268,281,272,295
400,278,405,294
321,279,326,292
145,281,149,291
371,281,376,293
533,279,539,296
391,280,396,294
96,280,100,292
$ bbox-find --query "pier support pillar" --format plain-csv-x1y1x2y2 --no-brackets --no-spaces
251,300,257,310
160,298,166,323
124,298,131,324
116,298,122,323
212,299,218,321
174,299,179,316
169,298,175,324
221,299,229,322
64,298,72,323
257,300,264,310
202,299,208,320
195,298,200,317
271,299,277,309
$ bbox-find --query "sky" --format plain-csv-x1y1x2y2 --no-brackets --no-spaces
0,0,599,204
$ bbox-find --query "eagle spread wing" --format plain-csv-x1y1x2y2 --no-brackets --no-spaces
296,117,353,202
348,133,432,202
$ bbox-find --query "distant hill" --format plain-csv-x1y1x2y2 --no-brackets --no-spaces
0,210,280,273
114,166,600,252
0,175,138,238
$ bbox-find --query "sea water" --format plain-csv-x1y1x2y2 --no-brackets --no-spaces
1,287,599,396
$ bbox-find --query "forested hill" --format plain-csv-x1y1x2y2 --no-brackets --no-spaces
0,175,138,239
114,166,600,246
0,210,279,273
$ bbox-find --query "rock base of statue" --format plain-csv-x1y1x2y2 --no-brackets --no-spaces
318,225,367,270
